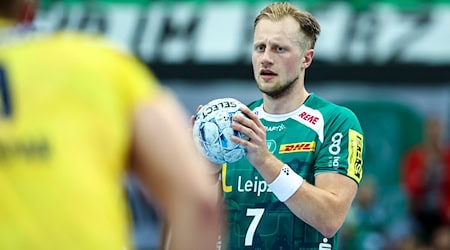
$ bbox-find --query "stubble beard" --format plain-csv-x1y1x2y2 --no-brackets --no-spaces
258,76,299,99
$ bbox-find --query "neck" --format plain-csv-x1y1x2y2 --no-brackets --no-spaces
263,84,310,114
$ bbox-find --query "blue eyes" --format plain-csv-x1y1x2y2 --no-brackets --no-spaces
255,46,285,52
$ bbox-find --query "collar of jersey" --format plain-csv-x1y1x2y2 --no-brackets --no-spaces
256,93,315,122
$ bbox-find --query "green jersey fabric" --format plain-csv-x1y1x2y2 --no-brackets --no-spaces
221,93,364,250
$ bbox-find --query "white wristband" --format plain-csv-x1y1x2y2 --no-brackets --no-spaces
268,164,304,202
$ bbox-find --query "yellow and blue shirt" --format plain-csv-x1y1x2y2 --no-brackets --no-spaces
0,18,160,250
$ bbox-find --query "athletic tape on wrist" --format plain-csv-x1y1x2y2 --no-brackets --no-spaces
268,164,304,202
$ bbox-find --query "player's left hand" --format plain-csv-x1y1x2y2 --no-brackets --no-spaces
231,106,272,167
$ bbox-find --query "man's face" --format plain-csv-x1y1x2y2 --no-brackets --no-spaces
252,16,303,98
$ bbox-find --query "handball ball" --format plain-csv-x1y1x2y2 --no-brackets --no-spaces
193,98,248,164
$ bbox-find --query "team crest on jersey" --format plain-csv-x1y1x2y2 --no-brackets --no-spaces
279,141,316,154
347,129,363,182
266,140,277,153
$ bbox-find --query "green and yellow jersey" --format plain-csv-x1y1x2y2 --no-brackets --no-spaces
222,94,364,250
0,19,160,250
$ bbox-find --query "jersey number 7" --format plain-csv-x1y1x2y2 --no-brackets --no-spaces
245,208,265,246
0,66,12,118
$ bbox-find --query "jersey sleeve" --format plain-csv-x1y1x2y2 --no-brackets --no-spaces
315,106,364,184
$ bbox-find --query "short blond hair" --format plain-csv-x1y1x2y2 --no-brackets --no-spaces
254,2,321,50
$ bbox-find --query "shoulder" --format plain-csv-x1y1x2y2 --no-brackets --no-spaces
3,30,136,66
309,94,361,125
306,94,363,137
51,32,134,61
2,29,160,100
51,32,157,82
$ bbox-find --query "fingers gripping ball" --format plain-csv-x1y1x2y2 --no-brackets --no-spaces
193,98,248,164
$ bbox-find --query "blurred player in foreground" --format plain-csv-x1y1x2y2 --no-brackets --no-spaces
0,1,221,249
203,2,365,249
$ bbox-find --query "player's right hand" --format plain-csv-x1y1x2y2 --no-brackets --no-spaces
231,105,271,169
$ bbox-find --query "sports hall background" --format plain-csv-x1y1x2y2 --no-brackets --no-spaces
35,1,450,249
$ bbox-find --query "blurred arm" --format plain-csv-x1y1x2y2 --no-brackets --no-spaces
130,90,222,250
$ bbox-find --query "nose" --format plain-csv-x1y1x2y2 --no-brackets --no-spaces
261,50,274,67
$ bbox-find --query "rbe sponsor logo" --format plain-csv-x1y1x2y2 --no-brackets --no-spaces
199,101,237,120
299,111,320,125
279,142,316,154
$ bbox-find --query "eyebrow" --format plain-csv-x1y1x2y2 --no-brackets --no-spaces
254,40,288,48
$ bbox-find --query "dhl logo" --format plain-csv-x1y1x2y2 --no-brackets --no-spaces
279,142,316,154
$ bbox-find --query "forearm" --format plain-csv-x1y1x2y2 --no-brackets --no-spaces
165,192,221,250
256,157,357,238
284,177,356,238
165,172,222,250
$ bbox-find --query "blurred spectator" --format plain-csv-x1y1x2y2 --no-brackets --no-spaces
392,234,423,250
401,117,450,246
430,225,450,250
339,175,388,250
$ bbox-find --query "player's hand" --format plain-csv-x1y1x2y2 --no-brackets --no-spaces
231,106,272,168
190,104,203,128
192,104,222,176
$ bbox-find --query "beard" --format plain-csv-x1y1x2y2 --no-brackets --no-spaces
258,76,299,99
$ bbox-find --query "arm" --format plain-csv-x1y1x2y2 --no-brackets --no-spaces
284,172,357,238
130,91,221,250
231,106,358,238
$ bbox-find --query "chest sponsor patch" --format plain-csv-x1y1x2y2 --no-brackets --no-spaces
279,141,316,154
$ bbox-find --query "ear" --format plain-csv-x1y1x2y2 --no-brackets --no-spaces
18,0,37,24
302,49,315,69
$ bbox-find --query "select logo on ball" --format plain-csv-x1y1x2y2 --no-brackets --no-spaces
193,98,248,164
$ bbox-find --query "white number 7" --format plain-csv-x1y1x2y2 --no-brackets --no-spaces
245,208,265,246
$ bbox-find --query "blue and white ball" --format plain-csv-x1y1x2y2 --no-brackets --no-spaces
193,98,248,164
